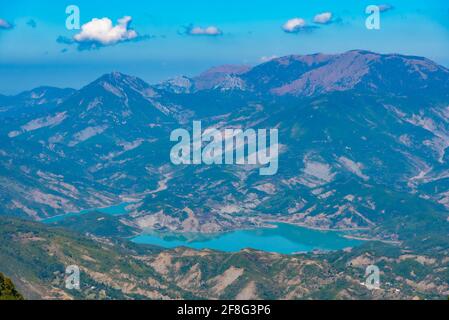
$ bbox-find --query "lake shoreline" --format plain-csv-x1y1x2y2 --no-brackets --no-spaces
42,202,371,254
132,222,364,254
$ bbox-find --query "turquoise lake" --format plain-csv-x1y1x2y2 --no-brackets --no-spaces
132,223,362,254
41,202,131,224
42,203,363,254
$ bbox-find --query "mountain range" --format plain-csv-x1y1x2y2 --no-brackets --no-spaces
1,50,449,239
1,215,448,300
1,49,449,299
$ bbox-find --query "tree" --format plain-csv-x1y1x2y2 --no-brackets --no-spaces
0,272,24,300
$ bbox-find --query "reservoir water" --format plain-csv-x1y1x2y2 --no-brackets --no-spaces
132,223,362,254
42,203,362,254
41,202,131,224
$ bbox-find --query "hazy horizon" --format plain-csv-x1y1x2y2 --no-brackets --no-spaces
1,0,448,94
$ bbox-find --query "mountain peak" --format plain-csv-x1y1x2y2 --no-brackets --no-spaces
83,72,153,98
248,50,449,97
269,53,334,66
95,72,138,85
193,64,251,91
16,86,75,98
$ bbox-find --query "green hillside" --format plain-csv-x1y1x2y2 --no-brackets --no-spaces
1,216,448,300
0,272,23,300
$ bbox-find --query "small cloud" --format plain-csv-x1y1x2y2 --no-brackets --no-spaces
378,4,394,12
0,18,13,30
282,18,305,32
26,19,37,28
313,12,333,24
183,24,223,36
282,18,318,33
74,16,137,45
260,55,278,62
65,16,149,50
56,35,75,45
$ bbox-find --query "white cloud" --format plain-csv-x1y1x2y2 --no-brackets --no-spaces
0,18,13,30
282,18,306,33
74,16,138,46
313,12,333,24
186,25,222,36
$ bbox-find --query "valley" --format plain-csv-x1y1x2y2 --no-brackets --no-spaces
40,202,363,254
2,51,449,240
0,213,448,300
1,50,449,299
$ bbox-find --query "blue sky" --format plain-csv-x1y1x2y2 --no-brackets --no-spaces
0,0,448,94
